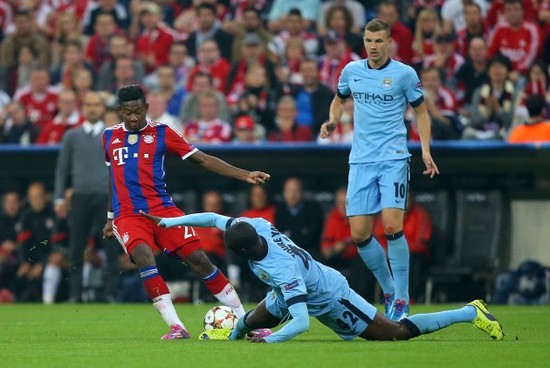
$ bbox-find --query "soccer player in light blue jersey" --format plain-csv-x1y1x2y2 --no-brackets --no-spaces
320,18,440,320
140,211,503,343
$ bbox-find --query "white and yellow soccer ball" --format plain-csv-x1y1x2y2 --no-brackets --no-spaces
203,306,237,331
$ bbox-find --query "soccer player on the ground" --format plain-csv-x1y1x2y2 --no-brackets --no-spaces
140,211,504,343
320,18,439,320
102,85,270,340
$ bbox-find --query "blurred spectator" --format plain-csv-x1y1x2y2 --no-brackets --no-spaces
513,61,550,124
50,10,87,68
406,0,445,28
14,67,58,134
240,185,276,223
135,2,175,74
454,37,490,110
373,194,433,303
275,177,324,260
411,9,441,67
487,0,542,78
508,94,550,143
493,260,549,305
54,92,119,303
0,88,9,110
186,3,233,61
456,2,489,58
377,1,413,64
0,102,34,144
420,66,462,140
227,7,272,63
179,72,231,123
316,98,354,144
14,182,55,302
0,191,20,298
36,89,84,145
542,0,550,65
186,39,231,94
317,4,364,56
487,0,538,27
268,8,319,62
441,0,489,34
238,63,277,128
72,68,94,107
267,0,321,33
0,1,13,42
268,96,313,142
103,107,121,128
464,55,519,140
14,46,39,93
317,1,365,37
97,35,145,92
106,56,141,94
292,59,335,135
84,12,118,72
233,115,264,143
146,90,181,132
423,33,465,87
82,0,130,36
166,42,196,89
50,41,95,90
226,33,277,106
0,10,49,77
280,37,306,85
183,90,232,143
151,65,187,117
318,31,360,92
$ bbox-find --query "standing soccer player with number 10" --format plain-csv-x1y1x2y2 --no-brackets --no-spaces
320,19,439,321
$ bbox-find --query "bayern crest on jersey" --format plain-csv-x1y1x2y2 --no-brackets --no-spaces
143,134,154,144
128,134,138,145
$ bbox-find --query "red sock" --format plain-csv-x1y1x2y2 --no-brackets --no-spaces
202,268,229,294
140,266,169,299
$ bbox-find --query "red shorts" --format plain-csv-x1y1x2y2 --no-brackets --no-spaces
113,207,202,257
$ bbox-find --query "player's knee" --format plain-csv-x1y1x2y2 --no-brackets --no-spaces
185,249,214,276
383,224,399,236
130,244,155,267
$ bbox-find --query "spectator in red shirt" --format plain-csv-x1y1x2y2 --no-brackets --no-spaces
487,0,542,77
240,185,275,223
267,96,312,142
51,41,95,90
411,8,441,67
186,39,231,94
36,89,84,145
318,31,360,92
14,68,58,132
135,2,175,74
373,194,433,303
377,1,413,63
182,90,232,143
84,12,118,72
456,2,490,58
486,0,538,27
423,33,465,87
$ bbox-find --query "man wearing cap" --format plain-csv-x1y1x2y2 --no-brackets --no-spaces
135,2,175,72
233,115,264,143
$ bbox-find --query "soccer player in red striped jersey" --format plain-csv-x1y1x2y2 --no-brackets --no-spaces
102,85,270,340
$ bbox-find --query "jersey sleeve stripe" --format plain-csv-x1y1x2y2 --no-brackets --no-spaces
286,295,307,307
225,218,235,229
337,90,351,99
410,95,424,108
181,147,198,160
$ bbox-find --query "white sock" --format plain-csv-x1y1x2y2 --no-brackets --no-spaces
42,264,62,305
152,294,186,329
214,283,245,318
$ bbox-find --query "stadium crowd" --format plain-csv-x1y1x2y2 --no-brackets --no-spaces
1,0,550,304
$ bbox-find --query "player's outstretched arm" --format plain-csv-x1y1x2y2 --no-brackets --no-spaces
257,302,310,343
320,95,345,139
414,102,440,179
188,150,270,185
140,211,231,231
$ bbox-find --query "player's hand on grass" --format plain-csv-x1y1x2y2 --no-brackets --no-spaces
139,210,166,227
103,220,114,239
422,152,440,179
247,171,271,185
320,121,337,139
247,335,266,343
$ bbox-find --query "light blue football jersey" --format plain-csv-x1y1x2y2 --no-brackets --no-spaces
337,58,424,163
229,217,348,317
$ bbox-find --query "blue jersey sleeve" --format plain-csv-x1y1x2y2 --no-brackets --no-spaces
337,65,351,99
263,302,309,343
403,67,424,107
159,212,232,230
270,262,308,307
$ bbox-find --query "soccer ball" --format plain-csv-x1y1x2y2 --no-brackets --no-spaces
203,306,237,330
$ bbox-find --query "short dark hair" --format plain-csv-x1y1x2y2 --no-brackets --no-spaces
117,85,146,104
197,3,216,14
14,10,31,18
525,94,546,118
488,54,512,72
504,0,523,7
224,221,259,251
364,18,391,38
288,8,302,17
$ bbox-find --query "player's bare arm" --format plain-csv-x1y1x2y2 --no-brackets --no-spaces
413,102,439,179
188,150,271,185
320,95,346,139
139,210,166,226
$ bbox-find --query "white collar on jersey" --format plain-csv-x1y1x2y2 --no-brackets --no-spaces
82,121,105,136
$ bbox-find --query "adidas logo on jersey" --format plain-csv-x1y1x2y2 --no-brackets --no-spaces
112,138,121,144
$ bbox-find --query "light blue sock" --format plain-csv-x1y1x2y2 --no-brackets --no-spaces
387,231,409,302
357,236,394,295
405,306,476,336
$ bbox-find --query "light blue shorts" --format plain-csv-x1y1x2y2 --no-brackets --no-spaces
346,158,410,216
264,288,378,341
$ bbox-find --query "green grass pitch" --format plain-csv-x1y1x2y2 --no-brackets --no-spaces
1,303,549,368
